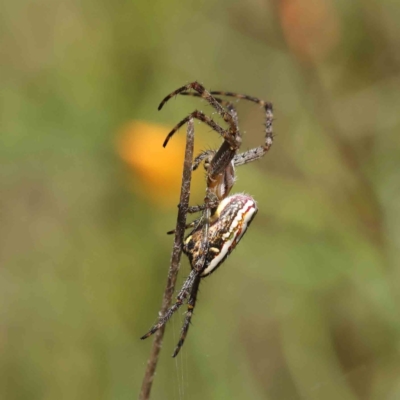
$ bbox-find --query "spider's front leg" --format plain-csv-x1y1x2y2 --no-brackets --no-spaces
159,82,240,149
232,101,274,167
180,89,274,168
232,136,273,167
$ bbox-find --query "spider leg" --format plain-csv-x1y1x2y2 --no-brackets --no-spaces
179,90,271,108
225,97,272,167
210,93,273,159
180,91,224,103
232,111,273,167
159,82,240,149
226,102,239,127
167,201,220,235
233,143,273,167
177,90,274,156
187,201,219,214
209,92,273,140
192,150,215,171
166,217,202,235
180,92,238,110
140,270,198,339
179,90,273,155
144,200,212,338
158,82,233,123
162,111,227,148
211,91,272,109
172,274,201,357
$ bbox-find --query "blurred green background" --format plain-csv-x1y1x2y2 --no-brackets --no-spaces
2,0,400,399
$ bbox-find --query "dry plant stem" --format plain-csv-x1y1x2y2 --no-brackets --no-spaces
139,119,194,400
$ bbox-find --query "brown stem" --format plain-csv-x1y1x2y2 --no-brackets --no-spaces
139,119,194,400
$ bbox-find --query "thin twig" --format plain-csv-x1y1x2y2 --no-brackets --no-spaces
139,119,195,400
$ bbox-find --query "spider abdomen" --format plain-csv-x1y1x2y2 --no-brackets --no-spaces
183,194,258,277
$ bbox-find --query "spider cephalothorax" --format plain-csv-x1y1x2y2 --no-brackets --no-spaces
141,82,273,357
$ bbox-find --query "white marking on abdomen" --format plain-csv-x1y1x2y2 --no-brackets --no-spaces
201,197,257,276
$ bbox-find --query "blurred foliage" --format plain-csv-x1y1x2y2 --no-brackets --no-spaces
1,0,400,399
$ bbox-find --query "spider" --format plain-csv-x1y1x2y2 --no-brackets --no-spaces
141,82,274,357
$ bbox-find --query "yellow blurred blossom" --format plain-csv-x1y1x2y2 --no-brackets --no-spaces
116,120,203,207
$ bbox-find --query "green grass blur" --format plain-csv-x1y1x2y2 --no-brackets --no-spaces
1,0,400,399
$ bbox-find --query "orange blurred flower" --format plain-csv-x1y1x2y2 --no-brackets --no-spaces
116,120,203,207
278,0,341,63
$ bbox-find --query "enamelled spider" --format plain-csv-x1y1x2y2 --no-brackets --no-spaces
141,82,273,357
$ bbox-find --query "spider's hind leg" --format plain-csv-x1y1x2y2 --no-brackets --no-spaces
140,270,198,340
172,274,201,357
